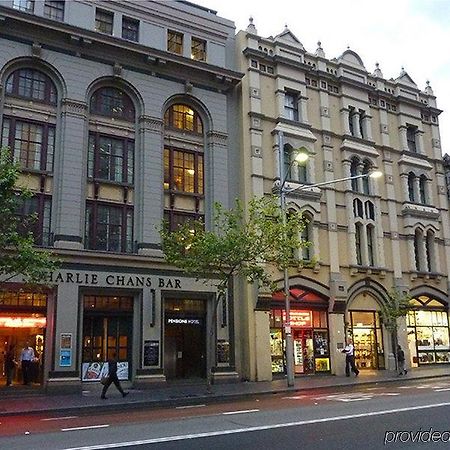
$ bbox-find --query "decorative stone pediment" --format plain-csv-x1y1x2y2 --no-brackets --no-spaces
274,27,305,50
395,68,417,88
338,49,365,69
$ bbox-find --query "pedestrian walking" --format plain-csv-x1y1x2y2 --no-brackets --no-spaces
397,344,407,375
20,342,35,385
100,353,129,399
342,338,359,377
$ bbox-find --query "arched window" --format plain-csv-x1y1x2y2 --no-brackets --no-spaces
283,143,307,183
426,230,434,272
163,103,205,230
90,87,135,121
353,199,363,218
365,200,375,220
5,68,57,105
414,229,422,271
408,172,416,202
301,213,313,261
362,160,371,194
367,224,375,266
419,175,427,204
355,222,363,265
164,104,203,133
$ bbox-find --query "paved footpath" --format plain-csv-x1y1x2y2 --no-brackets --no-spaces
0,366,448,417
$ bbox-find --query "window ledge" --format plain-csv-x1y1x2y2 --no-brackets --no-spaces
349,265,387,278
409,271,443,282
401,203,439,219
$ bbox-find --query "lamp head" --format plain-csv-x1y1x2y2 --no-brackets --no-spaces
369,170,383,179
294,147,309,163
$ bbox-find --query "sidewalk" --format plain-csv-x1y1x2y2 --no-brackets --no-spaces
0,366,448,417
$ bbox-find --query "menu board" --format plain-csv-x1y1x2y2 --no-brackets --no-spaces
82,362,129,381
143,340,159,366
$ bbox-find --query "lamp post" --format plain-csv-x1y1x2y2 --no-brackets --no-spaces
277,131,382,387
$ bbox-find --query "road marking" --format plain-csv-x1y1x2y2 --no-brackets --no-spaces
62,401,450,450
61,425,109,432
435,388,450,392
42,416,79,421
175,404,206,409
222,409,259,415
365,387,382,391
282,395,307,400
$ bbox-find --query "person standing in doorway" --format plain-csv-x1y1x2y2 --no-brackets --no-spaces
100,352,129,399
20,342,35,385
5,345,17,386
397,344,407,375
342,338,359,377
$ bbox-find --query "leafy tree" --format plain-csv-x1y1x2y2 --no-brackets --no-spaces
160,195,309,389
380,289,412,370
0,150,58,287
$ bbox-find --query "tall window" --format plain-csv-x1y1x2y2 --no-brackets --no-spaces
284,92,299,121
414,229,423,271
122,16,139,42
163,104,204,230
13,0,34,12
88,134,134,184
419,175,427,204
44,0,64,21
15,195,52,246
353,198,377,267
191,37,206,61
301,213,313,261
350,157,359,191
407,125,418,152
90,87,135,121
167,30,183,54
6,68,57,104
85,203,133,253
355,223,363,265
2,118,54,172
426,230,435,273
164,104,202,133
408,172,416,202
362,160,371,194
367,225,375,266
95,9,114,35
283,144,307,183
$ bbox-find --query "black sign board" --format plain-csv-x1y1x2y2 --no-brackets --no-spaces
143,340,159,366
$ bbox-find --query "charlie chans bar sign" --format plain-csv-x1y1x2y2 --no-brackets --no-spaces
47,271,182,289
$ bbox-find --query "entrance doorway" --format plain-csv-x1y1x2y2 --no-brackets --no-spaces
293,329,314,374
164,298,206,380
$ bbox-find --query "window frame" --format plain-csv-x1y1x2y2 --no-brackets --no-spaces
407,125,418,152
44,0,65,21
87,132,134,185
13,0,34,12
5,68,57,105
164,104,203,134
2,116,55,173
122,16,139,42
95,8,114,35
191,37,206,61
89,87,135,122
85,201,134,253
167,30,183,54
284,91,299,121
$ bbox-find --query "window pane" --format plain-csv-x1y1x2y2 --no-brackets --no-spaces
191,37,206,61
44,0,65,21
95,9,113,35
122,17,139,42
168,30,183,54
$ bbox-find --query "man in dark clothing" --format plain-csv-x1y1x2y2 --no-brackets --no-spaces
5,345,17,386
100,354,129,399
397,344,407,375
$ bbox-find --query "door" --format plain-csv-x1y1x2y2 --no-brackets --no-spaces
293,329,314,374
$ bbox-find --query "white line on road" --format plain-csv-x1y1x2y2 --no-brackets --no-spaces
61,425,110,432
222,409,260,415
435,388,450,392
62,401,450,450
175,404,206,409
41,416,79,421
282,395,307,400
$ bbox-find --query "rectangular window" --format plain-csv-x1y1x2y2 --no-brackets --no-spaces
2,118,54,172
367,226,375,266
122,16,139,42
85,203,133,253
407,125,418,152
167,30,183,54
13,0,34,12
44,0,64,21
164,149,203,194
88,133,134,184
15,194,52,246
191,37,206,61
95,9,113,35
284,92,299,121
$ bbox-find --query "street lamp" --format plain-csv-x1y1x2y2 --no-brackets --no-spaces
277,131,382,387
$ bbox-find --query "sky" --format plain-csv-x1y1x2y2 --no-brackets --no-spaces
193,0,450,156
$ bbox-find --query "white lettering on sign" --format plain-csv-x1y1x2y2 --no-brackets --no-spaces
167,318,201,325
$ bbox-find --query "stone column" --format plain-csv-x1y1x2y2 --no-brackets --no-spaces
136,116,163,256
414,177,421,204
340,107,351,135
361,113,373,140
398,126,408,151
329,313,346,376
417,130,425,154
400,174,409,201
53,99,87,249
299,94,309,124
351,110,362,138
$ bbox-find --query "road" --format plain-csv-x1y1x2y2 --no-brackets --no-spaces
1,377,450,449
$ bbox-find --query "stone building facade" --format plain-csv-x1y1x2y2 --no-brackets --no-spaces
235,20,450,380
0,0,241,391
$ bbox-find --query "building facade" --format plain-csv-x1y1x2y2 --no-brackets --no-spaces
0,0,242,391
235,20,450,380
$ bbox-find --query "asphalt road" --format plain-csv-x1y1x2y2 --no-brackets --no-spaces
1,377,450,449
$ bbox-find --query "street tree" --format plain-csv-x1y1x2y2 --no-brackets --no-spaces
160,195,309,389
380,289,412,370
0,150,58,288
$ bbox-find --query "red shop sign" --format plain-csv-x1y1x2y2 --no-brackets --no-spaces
282,310,312,327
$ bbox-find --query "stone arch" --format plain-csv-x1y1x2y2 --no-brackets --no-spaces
347,278,390,311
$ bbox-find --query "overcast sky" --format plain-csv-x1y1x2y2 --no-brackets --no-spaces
193,0,450,156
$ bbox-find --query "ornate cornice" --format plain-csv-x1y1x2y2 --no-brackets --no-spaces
207,130,228,146
138,115,163,132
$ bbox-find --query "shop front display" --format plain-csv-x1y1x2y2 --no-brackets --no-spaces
0,291,48,387
269,308,330,374
407,304,450,367
349,310,384,370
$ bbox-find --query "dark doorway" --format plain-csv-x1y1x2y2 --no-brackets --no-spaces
164,298,206,380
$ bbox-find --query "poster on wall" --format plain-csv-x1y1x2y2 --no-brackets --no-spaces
217,340,230,363
81,362,129,381
59,333,72,367
143,340,159,366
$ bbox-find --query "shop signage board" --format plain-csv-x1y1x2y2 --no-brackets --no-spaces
282,311,312,327
59,333,72,367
